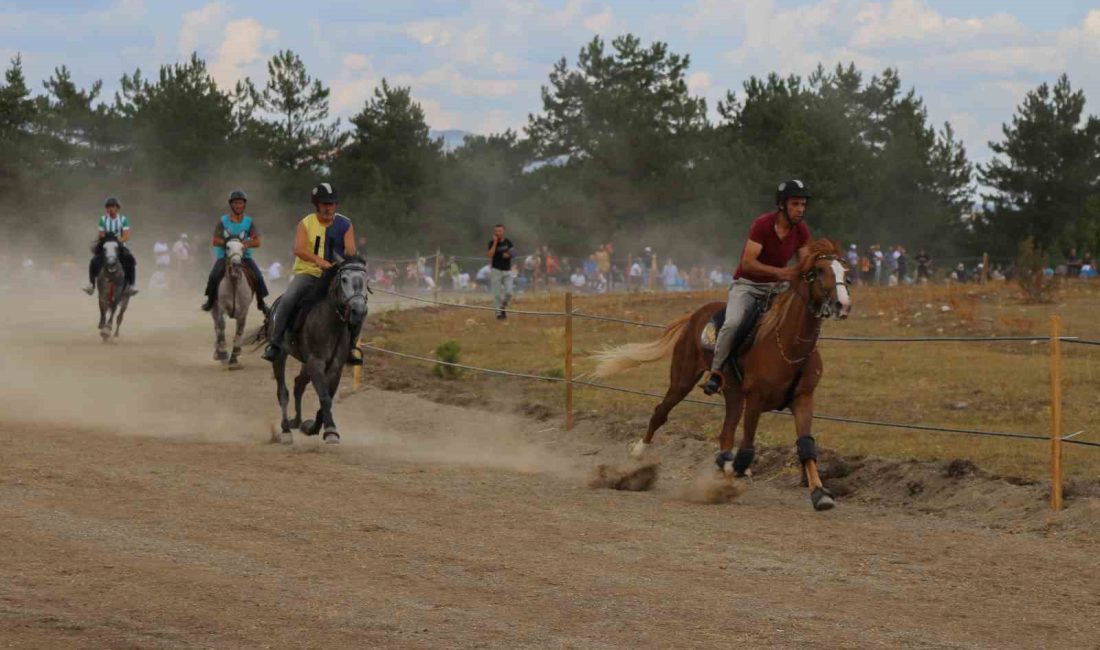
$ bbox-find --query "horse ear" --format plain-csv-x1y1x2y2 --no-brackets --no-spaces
333,251,345,264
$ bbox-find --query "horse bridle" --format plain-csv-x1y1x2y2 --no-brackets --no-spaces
330,261,371,323
797,254,848,319
775,254,848,364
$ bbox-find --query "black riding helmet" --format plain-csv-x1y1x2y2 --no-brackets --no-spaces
311,182,338,204
228,189,248,203
776,179,811,206
104,197,120,208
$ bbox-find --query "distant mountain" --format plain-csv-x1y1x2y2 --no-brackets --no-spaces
430,129,475,152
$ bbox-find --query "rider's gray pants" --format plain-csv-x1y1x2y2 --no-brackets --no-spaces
710,278,778,372
269,273,322,347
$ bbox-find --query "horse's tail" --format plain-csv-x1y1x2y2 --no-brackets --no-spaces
247,313,271,348
590,313,692,379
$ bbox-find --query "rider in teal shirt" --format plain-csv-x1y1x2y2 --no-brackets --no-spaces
201,189,270,314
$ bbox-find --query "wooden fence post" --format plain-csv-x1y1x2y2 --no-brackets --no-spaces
565,291,574,431
1050,315,1064,511
433,247,442,302
981,252,989,284
649,251,658,291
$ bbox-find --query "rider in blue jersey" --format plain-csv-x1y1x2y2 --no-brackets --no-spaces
200,190,270,314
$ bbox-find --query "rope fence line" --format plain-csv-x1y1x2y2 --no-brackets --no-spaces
360,343,1097,448
368,287,1100,345
371,286,566,316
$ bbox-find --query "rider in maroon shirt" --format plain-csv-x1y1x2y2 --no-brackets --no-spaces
702,180,813,395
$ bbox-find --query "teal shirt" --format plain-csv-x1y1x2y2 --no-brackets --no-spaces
214,214,257,260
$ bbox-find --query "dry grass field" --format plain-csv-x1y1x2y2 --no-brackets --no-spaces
364,279,1100,481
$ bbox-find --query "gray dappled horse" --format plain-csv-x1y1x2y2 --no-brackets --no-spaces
212,238,255,368
254,255,370,444
96,239,130,341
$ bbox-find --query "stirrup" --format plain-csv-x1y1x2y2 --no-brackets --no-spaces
701,370,725,395
261,343,282,362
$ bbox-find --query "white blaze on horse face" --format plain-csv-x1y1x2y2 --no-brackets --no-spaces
830,260,851,317
226,240,244,263
103,241,119,264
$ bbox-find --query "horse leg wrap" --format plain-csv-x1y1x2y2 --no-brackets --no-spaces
733,447,755,475
796,436,817,464
715,450,735,471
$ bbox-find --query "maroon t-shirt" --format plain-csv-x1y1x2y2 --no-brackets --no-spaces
734,211,811,282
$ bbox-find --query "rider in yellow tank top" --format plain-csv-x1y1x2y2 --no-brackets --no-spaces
262,183,359,364
292,212,351,277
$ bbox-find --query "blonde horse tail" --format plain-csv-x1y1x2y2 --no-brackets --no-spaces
590,313,692,379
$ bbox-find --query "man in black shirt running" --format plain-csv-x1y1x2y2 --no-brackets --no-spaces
487,224,515,320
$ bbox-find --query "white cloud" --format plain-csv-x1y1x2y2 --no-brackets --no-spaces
208,18,278,88
401,65,519,98
547,0,585,27
687,71,712,94
330,54,378,113
343,53,370,72
417,96,460,130
851,0,1026,49
178,2,229,56
582,7,614,33
405,20,453,46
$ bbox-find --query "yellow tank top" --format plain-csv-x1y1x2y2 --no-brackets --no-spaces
292,213,329,278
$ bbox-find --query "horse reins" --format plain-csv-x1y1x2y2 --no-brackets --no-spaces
774,254,840,365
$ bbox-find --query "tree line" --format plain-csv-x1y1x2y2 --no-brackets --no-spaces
0,35,1096,262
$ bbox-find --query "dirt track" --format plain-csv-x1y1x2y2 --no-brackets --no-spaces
1,292,1097,648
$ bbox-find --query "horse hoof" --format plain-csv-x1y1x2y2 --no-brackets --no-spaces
228,356,240,368
628,440,651,460
216,351,228,362
288,417,301,429
811,487,835,511
279,432,293,445
323,432,340,444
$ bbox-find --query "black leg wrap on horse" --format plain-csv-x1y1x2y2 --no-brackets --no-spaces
733,447,755,475
715,449,735,470
796,436,817,463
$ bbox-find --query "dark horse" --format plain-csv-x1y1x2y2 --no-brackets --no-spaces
593,239,851,510
95,235,131,342
253,255,370,444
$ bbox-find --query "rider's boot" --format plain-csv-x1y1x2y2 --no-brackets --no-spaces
261,342,282,363
347,346,363,366
124,284,139,296
257,298,270,316
82,283,94,295
201,295,215,312
702,370,724,396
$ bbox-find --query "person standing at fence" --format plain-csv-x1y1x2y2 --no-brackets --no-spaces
487,224,515,320
702,179,812,395
915,249,931,283
846,244,860,285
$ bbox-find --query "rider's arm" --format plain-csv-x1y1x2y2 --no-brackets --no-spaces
488,237,499,258
246,222,261,249
343,223,356,256
293,221,331,269
740,240,797,282
211,221,225,248
120,228,130,243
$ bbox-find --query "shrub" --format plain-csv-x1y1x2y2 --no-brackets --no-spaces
1016,237,1060,304
433,340,462,379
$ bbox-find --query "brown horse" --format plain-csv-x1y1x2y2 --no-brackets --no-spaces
592,239,851,510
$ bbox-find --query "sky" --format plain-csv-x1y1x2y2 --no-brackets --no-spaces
1,0,1097,164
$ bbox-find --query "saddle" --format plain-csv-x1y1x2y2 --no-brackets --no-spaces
701,290,779,384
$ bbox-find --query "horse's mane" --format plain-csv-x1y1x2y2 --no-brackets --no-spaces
754,238,840,342
298,254,370,318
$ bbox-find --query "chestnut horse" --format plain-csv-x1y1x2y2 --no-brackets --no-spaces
592,239,851,510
